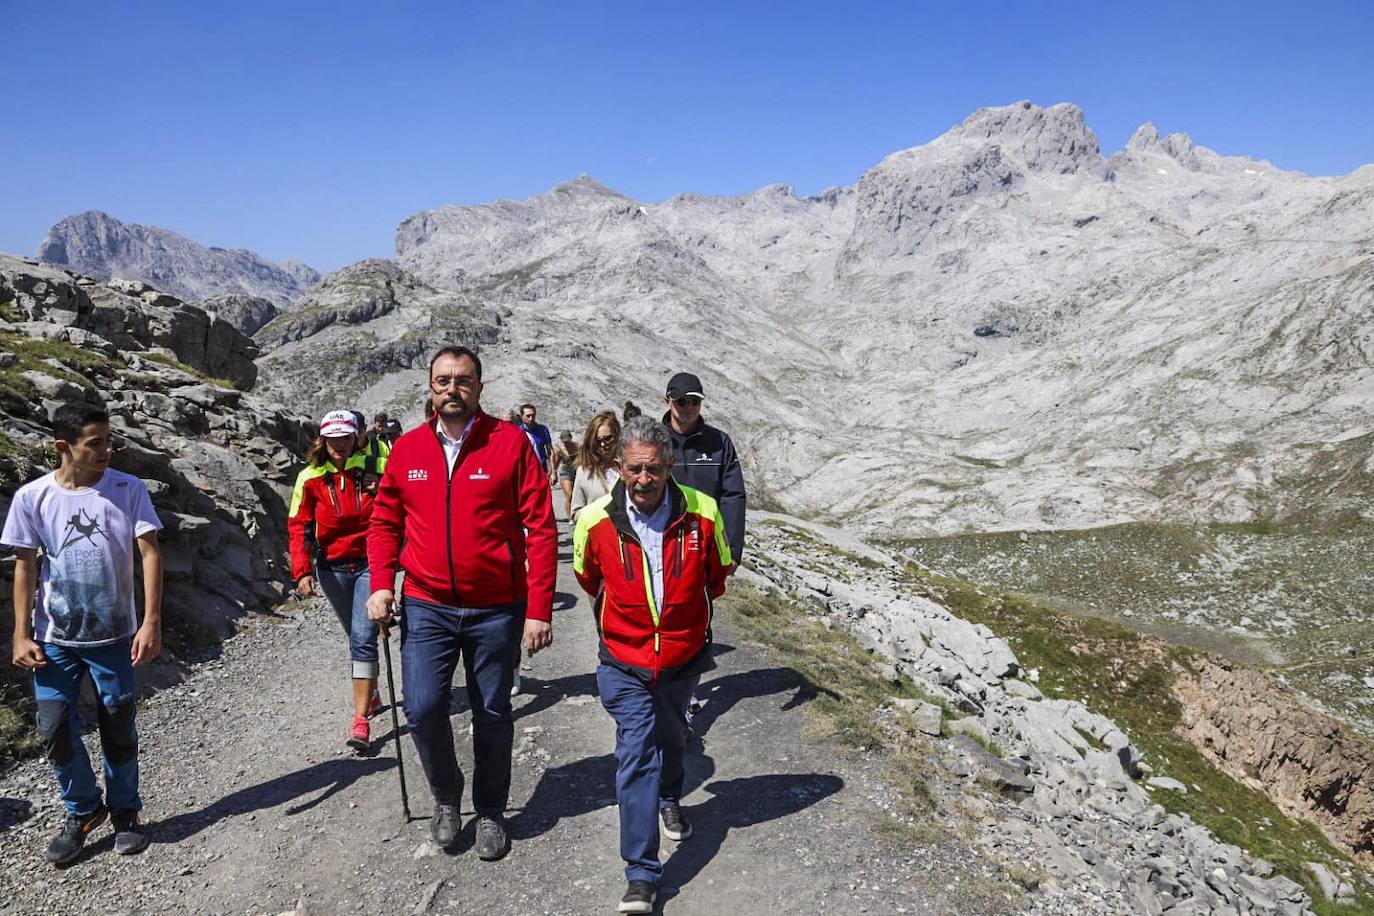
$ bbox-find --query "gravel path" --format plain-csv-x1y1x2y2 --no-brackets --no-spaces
0,516,1024,916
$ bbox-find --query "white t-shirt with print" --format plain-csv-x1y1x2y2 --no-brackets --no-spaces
1,469,162,647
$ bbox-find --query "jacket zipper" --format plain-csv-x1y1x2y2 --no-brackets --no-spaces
445,436,461,602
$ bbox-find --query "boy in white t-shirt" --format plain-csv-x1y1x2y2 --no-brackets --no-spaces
3,403,164,865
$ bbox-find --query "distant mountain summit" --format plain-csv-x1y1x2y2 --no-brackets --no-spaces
37,211,318,306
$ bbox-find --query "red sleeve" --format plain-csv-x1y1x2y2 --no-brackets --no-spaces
287,475,315,582
517,434,558,621
367,444,406,594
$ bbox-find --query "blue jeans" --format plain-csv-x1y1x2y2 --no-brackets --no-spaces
400,597,523,814
597,663,694,883
34,640,140,817
315,557,379,679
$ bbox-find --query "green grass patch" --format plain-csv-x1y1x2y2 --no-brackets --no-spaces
141,352,238,389
898,564,1373,915
0,334,117,404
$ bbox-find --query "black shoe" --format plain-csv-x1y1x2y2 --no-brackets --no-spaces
659,803,692,841
111,809,149,856
45,806,108,865
474,814,510,861
431,802,460,850
617,880,657,914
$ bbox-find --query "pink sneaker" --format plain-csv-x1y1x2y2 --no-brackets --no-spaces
367,689,383,718
346,716,370,752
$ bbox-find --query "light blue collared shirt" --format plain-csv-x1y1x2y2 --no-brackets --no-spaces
625,489,672,609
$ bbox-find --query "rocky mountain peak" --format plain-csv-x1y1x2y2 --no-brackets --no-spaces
956,100,1104,175
37,211,319,307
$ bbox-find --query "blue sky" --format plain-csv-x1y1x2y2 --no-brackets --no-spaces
3,0,1371,271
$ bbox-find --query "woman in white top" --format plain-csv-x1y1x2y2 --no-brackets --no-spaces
569,410,621,519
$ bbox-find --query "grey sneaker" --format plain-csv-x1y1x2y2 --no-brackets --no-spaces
617,880,657,914
45,806,108,865
659,803,692,841
431,802,460,849
474,814,510,861
111,809,150,855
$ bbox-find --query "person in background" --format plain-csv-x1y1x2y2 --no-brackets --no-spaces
372,412,400,449
549,430,578,521
3,403,164,864
520,403,553,473
288,410,385,752
622,401,642,421
570,410,621,520
352,408,388,482
572,417,733,914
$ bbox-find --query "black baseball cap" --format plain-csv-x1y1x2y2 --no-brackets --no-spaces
666,372,704,400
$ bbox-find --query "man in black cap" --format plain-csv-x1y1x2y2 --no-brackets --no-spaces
662,372,746,563
662,372,745,740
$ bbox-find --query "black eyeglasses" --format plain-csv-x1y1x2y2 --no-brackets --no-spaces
672,396,702,407
594,435,617,444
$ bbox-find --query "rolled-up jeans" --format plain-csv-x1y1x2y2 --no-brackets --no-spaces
399,596,523,814
314,556,379,679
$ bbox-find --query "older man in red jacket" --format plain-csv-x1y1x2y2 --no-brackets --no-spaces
367,345,556,861
572,417,733,914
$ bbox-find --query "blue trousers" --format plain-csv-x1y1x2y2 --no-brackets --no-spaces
400,597,523,814
597,663,694,883
34,640,140,817
315,557,379,679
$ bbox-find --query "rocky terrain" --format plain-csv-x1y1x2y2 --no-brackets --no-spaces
743,515,1373,912
38,211,319,308
0,254,312,758
38,103,1373,540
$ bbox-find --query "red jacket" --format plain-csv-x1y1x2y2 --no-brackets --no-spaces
572,480,732,682
368,412,557,620
287,452,381,580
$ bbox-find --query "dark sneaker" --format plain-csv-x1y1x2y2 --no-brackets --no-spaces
432,802,461,850
45,806,108,865
617,880,657,914
474,814,510,861
659,803,692,841
111,809,149,856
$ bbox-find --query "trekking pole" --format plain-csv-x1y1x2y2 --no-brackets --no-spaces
380,626,411,822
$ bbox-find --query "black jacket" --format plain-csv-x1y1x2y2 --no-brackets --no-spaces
662,412,746,561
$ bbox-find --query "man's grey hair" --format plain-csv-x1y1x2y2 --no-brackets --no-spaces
619,416,674,463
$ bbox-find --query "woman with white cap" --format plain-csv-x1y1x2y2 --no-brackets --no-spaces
287,410,386,751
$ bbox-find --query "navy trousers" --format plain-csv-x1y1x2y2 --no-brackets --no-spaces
597,663,694,883
400,597,523,814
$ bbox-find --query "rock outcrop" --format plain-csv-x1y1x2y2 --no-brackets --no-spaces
202,294,278,337
251,258,503,420
0,254,311,651
1174,658,1374,867
746,515,1326,915
37,211,318,307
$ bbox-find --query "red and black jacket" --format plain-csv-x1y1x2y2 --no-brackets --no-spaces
367,412,557,620
572,479,733,683
287,452,380,581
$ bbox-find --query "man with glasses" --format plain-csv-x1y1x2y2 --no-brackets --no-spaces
662,372,746,737
572,417,733,913
366,346,556,861
661,373,746,564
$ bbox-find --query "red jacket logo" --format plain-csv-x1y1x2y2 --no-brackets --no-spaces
408,469,428,482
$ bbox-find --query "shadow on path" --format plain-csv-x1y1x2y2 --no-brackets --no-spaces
689,666,823,740
152,757,395,843
660,773,844,907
